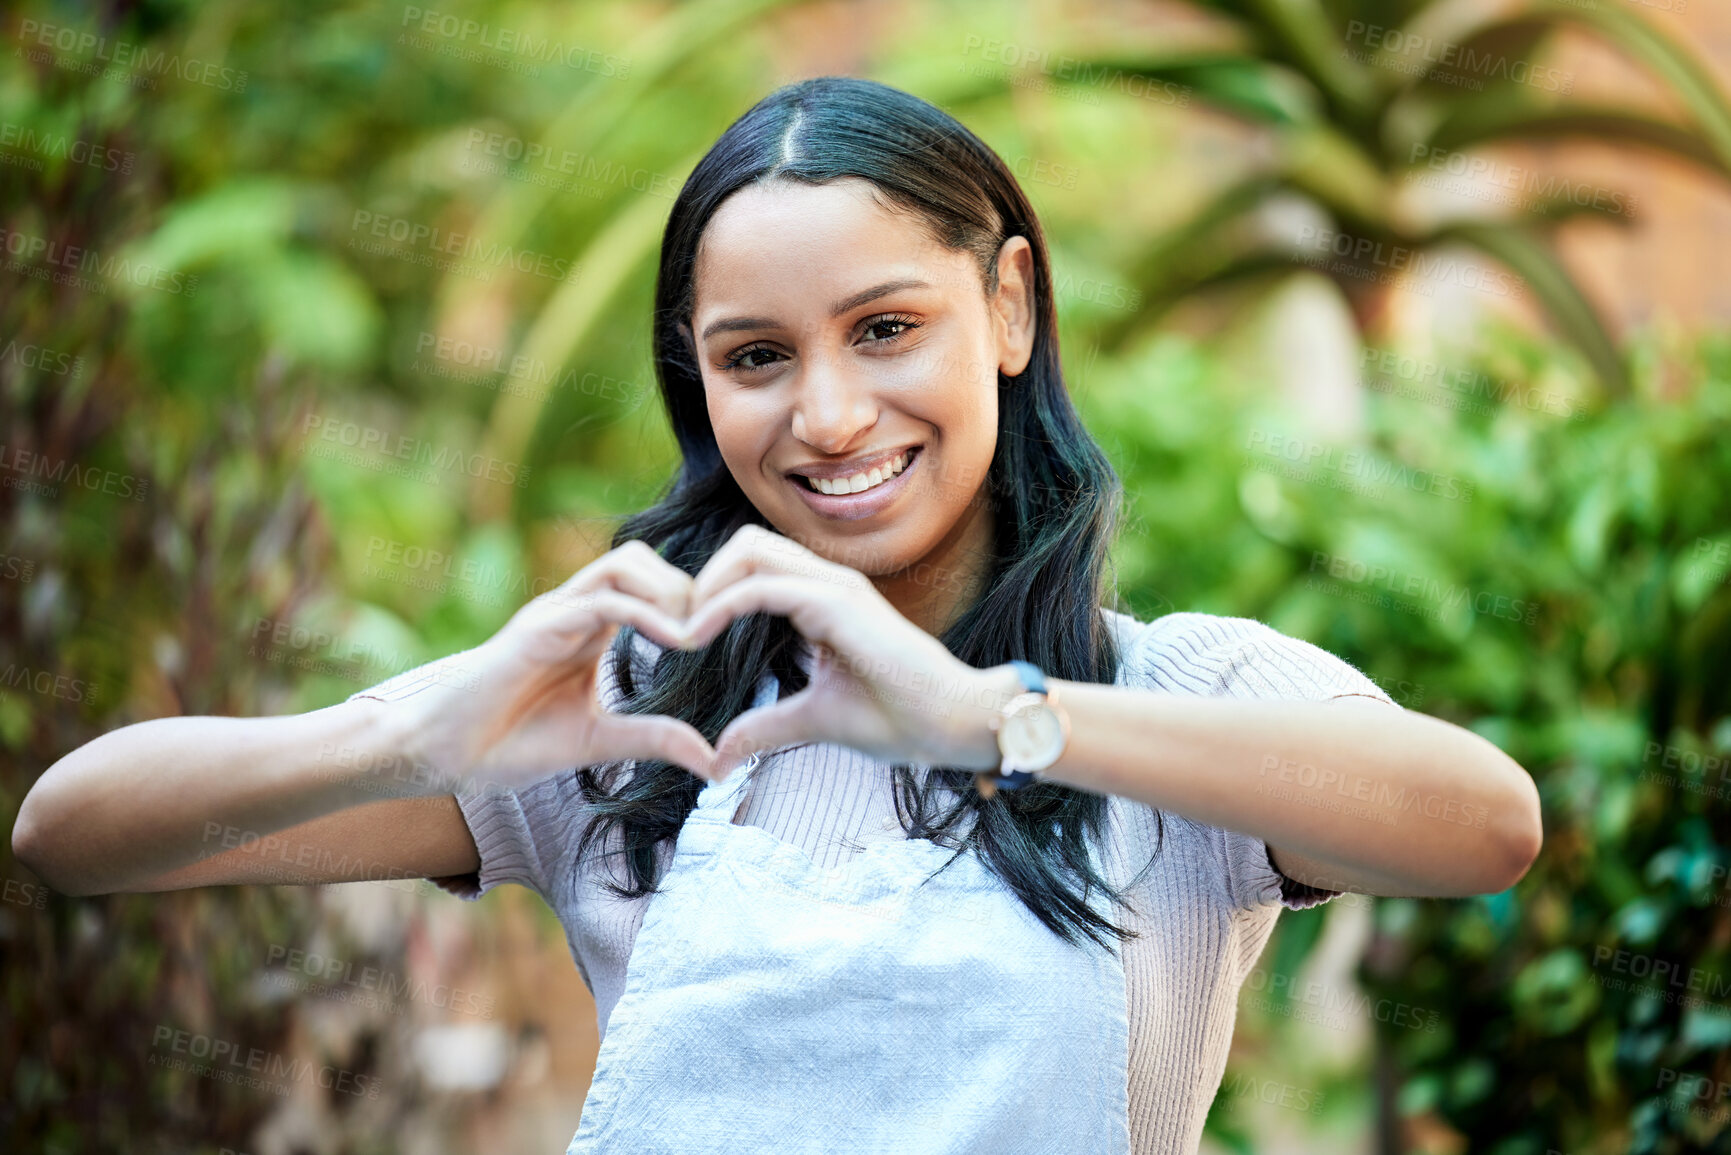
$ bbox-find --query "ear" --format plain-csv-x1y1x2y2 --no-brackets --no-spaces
990,235,1036,379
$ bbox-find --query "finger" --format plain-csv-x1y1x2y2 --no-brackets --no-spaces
603,540,697,620
564,540,696,622
681,574,841,652
691,524,861,611
712,692,825,778
588,710,718,781
529,587,694,653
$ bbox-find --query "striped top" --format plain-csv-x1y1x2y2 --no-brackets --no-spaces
348,608,1397,1154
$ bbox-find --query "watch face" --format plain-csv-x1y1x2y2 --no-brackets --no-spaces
1003,702,1065,767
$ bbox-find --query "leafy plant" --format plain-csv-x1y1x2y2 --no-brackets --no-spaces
1085,315,1731,1152
1063,0,1731,397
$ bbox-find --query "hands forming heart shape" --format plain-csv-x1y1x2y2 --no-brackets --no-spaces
389,525,1012,796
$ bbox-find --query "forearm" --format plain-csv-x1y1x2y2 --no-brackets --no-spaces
962,668,1541,896
11,697,423,896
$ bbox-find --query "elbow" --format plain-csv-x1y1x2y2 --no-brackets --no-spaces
10,797,56,892
11,784,92,898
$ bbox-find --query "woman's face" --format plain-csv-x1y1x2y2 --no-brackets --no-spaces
686,176,1035,578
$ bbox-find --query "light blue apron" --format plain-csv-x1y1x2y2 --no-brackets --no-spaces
564,717,1133,1153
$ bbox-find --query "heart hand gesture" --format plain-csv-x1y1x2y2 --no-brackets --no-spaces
383,540,716,794
380,526,1007,796
680,525,1007,779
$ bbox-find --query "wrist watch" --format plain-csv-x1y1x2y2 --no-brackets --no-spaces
975,660,1071,800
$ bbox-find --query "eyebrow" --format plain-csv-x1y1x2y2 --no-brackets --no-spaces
698,278,932,343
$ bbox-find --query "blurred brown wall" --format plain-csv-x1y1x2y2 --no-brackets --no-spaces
1536,5,1731,332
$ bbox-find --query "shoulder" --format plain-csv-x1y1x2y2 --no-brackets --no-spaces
1101,606,1395,706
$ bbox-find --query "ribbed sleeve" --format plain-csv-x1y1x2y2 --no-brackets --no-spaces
436,777,561,901
1119,611,1399,911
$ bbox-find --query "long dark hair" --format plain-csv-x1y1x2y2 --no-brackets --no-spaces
569,76,1157,953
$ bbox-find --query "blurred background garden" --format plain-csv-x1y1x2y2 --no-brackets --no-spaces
3,0,1730,1152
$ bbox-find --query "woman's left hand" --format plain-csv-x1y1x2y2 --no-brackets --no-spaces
678,524,1007,780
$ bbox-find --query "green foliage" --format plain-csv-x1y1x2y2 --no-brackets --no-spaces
2,0,1727,1151
1087,318,1731,1151
1075,0,1731,396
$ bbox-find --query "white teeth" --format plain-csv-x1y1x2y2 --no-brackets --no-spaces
805,449,912,495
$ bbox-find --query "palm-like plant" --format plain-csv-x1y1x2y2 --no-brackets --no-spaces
1066,0,1731,397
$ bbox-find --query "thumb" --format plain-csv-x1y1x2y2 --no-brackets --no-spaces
588,711,717,781
713,691,825,779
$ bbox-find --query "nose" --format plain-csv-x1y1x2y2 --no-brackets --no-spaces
789,349,879,454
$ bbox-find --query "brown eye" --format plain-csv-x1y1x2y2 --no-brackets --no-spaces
862,314,921,344
719,344,782,372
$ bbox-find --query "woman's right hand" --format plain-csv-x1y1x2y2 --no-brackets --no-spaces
386,540,717,794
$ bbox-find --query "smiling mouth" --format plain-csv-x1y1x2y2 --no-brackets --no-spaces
793,446,921,495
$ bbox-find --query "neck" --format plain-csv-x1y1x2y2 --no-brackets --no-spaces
872,495,996,639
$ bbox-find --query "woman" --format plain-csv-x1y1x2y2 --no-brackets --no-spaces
14,77,1542,1154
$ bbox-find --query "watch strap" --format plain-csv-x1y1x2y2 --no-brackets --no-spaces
1008,659,1045,695
993,660,1051,792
